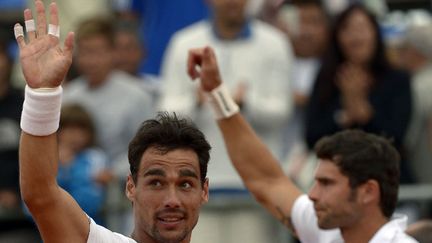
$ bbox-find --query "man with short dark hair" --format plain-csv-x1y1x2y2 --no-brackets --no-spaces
187,46,418,243
15,2,210,242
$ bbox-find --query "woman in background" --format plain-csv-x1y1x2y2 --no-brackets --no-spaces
305,4,413,183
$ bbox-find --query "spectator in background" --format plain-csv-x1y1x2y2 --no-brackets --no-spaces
0,39,21,212
114,21,143,78
401,23,432,185
305,4,413,183
0,36,40,243
286,0,329,108
278,0,329,183
0,0,25,42
116,0,209,77
114,20,160,105
58,104,108,224
26,0,111,43
63,16,153,234
406,220,432,243
159,0,293,242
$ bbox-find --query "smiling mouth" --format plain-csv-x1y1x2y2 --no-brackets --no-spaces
158,217,184,222
314,206,326,214
157,217,185,229
156,209,187,226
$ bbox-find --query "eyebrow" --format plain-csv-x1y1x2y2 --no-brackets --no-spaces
143,168,166,177
179,169,199,179
142,168,199,179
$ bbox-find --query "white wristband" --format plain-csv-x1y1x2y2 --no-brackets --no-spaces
207,84,239,119
21,85,63,136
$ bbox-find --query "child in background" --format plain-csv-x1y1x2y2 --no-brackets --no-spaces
58,104,110,224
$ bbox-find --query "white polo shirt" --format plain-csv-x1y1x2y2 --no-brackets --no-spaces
291,195,418,243
87,218,136,243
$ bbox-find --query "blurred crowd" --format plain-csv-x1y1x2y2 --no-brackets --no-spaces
1,0,432,242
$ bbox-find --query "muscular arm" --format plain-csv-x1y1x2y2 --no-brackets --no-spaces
188,47,303,229
17,1,88,242
20,134,89,242
218,114,302,229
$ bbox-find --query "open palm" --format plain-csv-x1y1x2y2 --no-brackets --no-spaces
16,1,73,88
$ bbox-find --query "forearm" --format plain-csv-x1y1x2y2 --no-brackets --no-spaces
20,133,60,204
19,89,89,242
189,46,302,224
217,113,302,221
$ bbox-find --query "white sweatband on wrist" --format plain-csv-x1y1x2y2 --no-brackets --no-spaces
207,84,239,120
21,85,63,136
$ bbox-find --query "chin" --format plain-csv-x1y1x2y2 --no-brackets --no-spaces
317,220,339,230
155,229,189,243
157,234,188,243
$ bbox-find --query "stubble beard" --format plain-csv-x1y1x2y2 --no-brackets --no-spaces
151,227,190,243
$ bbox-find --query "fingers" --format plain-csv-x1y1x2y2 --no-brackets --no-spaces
49,2,59,26
63,32,74,58
14,24,26,48
187,49,203,80
24,9,36,42
202,46,216,66
187,46,218,81
48,2,60,40
35,0,47,37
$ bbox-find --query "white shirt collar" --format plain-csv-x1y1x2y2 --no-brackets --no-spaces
370,214,417,243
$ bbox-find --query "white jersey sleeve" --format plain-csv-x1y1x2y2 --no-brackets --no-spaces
87,218,137,243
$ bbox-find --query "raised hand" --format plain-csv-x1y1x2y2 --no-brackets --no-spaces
15,1,74,88
187,46,222,92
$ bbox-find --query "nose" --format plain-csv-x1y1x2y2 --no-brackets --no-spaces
163,187,181,208
308,182,319,202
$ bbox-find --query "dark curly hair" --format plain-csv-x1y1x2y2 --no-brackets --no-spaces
128,112,211,185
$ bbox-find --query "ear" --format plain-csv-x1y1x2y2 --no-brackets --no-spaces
360,179,380,205
201,178,209,204
125,174,136,201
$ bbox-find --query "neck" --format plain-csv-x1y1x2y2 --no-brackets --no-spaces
214,18,245,40
340,212,388,243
